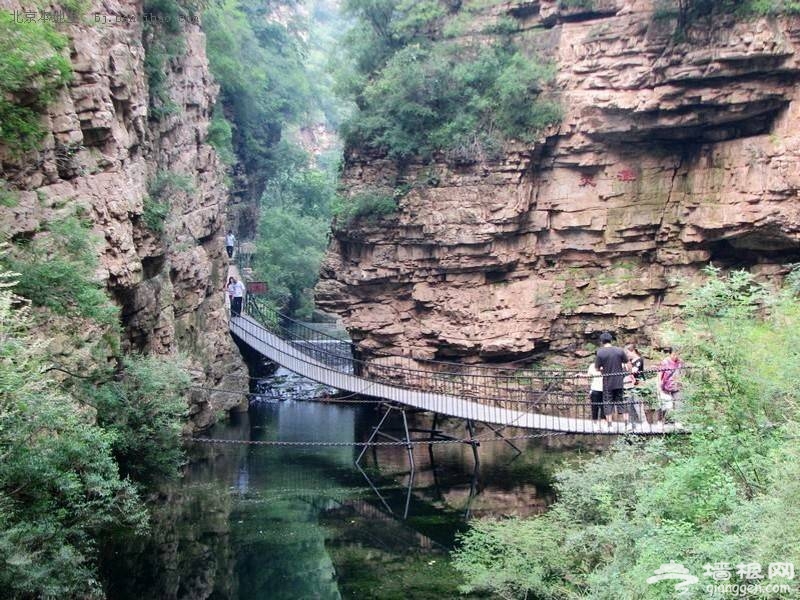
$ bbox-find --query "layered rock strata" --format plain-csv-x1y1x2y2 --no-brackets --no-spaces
317,0,800,364
0,0,246,429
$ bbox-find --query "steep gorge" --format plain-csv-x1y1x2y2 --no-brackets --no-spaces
0,0,246,429
317,0,800,363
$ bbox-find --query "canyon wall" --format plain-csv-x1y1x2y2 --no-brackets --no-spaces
0,0,246,429
317,0,800,364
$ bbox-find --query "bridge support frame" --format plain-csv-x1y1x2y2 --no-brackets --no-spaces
356,403,417,518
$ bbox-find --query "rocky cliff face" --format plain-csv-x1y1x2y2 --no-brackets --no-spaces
0,0,246,429
317,0,800,364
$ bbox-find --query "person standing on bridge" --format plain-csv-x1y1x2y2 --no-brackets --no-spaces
587,362,605,429
227,276,245,317
595,331,632,432
625,343,645,383
657,347,683,426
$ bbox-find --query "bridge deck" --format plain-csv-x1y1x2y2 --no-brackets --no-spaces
231,315,672,435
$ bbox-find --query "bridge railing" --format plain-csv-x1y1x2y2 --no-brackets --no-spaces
243,296,672,426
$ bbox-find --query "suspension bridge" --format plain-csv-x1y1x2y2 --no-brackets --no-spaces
229,296,678,437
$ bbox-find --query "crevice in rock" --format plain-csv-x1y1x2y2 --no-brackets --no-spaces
508,1,540,20
591,100,786,144
541,7,619,27
142,254,166,280
704,231,800,269
654,154,684,245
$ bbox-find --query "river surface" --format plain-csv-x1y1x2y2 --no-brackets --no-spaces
101,369,609,600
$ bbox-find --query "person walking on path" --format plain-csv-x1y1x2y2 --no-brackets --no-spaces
587,362,605,429
226,276,245,317
657,346,684,426
225,231,236,259
595,331,632,432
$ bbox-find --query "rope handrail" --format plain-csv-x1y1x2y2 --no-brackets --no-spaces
243,296,683,408
245,296,683,383
247,295,593,375
189,430,568,447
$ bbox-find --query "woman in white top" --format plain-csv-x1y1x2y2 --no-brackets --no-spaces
226,277,245,316
587,363,604,422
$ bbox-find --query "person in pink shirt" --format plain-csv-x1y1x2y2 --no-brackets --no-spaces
657,347,683,425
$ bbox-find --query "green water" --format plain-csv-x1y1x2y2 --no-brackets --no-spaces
101,373,608,599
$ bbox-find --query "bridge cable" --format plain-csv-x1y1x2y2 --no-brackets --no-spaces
188,430,570,448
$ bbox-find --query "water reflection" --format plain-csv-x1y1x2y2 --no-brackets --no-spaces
101,370,609,599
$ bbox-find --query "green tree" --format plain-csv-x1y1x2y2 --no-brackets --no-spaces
254,205,329,317
204,0,314,196
338,1,560,160
342,42,559,160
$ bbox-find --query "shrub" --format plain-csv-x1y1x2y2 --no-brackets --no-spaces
482,15,520,34
333,188,399,225
83,355,190,485
142,170,195,233
493,53,561,142
560,0,595,9
0,12,72,151
7,216,118,326
149,169,195,199
207,107,236,165
661,0,800,33
142,196,170,233
0,180,18,207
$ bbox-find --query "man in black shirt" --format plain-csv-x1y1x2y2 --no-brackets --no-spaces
595,331,632,432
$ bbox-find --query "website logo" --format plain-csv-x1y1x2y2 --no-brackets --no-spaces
646,562,699,591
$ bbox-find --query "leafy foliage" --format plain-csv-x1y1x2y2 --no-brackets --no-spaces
0,266,148,599
141,170,195,233
6,217,119,326
207,107,236,165
0,12,72,152
203,0,316,195
250,154,338,317
254,199,331,318
333,187,399,226
81,356,190,485
659,0,800,31
560,0,595,9
0,180,18,207
454,268,800,598
339,0,560,160
149,169,195,199
203,1,351,316
142,196,170,234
